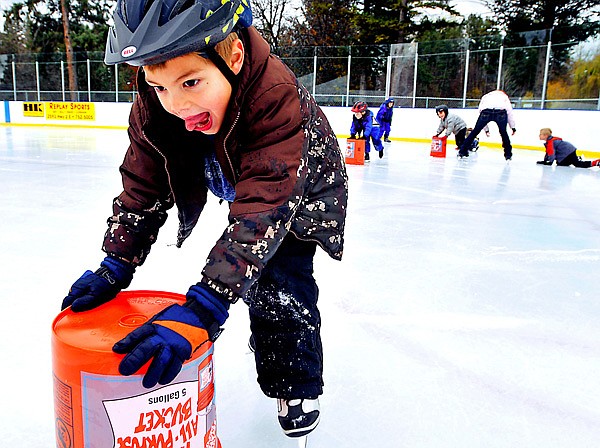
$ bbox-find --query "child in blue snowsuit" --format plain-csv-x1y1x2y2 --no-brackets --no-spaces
350,101,384,160
376,97,395,142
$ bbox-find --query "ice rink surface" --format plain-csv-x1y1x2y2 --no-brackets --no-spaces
1,125,600,447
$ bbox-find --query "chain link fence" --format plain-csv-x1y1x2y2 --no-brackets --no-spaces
1,32,598,110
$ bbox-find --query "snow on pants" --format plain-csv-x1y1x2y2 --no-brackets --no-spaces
243,234,323,399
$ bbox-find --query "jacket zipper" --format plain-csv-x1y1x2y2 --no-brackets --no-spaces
222,111,240,184
142,130,177,204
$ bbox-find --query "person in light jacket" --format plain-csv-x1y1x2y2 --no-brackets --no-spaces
434,104,468,150
458,90,516,160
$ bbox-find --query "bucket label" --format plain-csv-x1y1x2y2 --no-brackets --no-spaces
345,141,355,158
200,362,213,392
54,375,75,448
204,419,218,448
104,381,200,448
80,356,216,448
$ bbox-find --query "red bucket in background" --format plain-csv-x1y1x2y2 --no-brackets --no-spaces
345,138,365,165
430,135,447,158
52,290,220,448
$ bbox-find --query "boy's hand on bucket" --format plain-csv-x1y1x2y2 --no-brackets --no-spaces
62,256,135,312
113,283,229,388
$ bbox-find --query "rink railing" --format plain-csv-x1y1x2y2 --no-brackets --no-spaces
2,88,598,112
0,35,599,111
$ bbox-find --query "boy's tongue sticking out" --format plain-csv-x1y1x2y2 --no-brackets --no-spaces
185,112,212,132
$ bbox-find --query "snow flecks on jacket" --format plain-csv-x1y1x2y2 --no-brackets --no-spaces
245,264,259,279
103,27,347,304
251,239,269,259
291,84,348,261
103,197,170,265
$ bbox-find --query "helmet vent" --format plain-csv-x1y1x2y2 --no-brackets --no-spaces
105,0,253,66
167,0,195,22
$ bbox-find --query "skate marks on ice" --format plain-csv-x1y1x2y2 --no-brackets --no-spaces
3,129,600,448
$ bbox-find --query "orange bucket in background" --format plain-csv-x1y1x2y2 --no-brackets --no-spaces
52,290,220,448
345,138,365,165
430,135,447,158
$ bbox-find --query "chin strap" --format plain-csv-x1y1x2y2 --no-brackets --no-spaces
206,46,239,89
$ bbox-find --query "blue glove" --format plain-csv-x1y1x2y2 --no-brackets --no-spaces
62,256,135,312
113,283,230,388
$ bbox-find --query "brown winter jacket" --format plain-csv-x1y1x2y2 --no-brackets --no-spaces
102,26,348,302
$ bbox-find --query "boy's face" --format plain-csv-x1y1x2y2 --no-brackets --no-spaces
539,131,550,140
143,40,244,135
437,110,446,119
354,112,362,119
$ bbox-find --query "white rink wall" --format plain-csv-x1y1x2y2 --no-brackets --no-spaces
1,100,599,156
326,106,600,157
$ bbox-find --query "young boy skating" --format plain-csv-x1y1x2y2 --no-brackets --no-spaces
63,0,348,439
376,97,395,142
350,101,384,160
434,104,468,151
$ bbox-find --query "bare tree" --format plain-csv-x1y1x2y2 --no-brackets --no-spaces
251,0,297,49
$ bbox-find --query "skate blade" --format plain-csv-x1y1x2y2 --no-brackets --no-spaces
297,435,308,448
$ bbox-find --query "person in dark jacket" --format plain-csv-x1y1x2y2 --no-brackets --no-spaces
376,97,395,142
61,0,348,439
350,101,384,160
537,128,600,168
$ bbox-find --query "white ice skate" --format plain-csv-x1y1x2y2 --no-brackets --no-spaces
277,398,320,438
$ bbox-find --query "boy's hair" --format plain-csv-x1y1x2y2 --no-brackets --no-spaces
146,32,239,70
213,32,239,60
540,127,552,135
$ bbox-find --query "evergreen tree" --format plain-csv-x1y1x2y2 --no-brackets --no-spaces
287,0,358,47
484,0,600,97
0,3,30,55
354,0,459,45
484,0,600,44
0,0,116,97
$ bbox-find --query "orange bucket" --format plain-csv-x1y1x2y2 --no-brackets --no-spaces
345,138,365,165
430,135,447,158
52,290,220,448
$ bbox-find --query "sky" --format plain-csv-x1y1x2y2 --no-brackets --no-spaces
0,0,14,11
449,0,493,16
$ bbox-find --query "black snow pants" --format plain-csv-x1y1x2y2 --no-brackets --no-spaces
557,151,593,168
243,233,323,399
